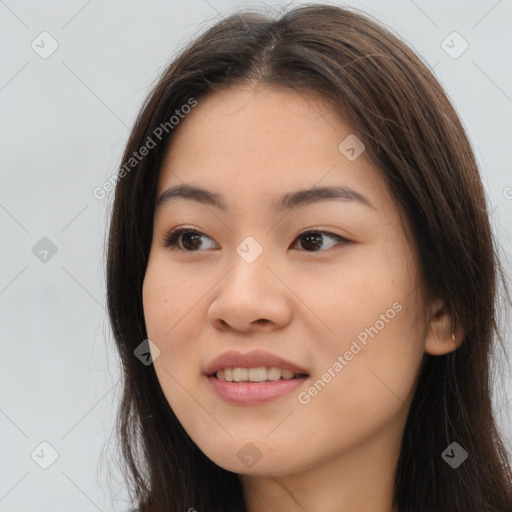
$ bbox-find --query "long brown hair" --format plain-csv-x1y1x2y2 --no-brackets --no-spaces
106,3,512,510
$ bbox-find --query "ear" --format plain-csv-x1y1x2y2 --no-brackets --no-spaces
424,297,464,356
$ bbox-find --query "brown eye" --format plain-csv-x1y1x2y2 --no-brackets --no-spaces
292,230,350,252
162,228,350,253
162,228,217,251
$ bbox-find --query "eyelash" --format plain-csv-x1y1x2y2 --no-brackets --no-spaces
161,227,351,253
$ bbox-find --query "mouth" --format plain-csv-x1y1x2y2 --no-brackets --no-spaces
206,368,310,405
204,350,310,404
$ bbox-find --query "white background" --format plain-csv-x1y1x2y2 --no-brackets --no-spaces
1,0,511,510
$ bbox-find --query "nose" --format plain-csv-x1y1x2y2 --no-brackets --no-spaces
206,250,293,333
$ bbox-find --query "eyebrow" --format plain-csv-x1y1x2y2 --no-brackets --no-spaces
155,183,375,212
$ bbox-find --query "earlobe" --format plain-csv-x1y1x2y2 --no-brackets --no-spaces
424,298,464,356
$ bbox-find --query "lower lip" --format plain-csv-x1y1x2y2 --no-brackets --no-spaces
207,375,308,404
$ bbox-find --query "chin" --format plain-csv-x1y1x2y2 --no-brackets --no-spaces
195,438,306,477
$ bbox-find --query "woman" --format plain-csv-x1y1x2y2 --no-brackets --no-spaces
106,3,512,511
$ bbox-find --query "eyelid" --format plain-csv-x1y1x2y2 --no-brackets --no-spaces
296,226,347,238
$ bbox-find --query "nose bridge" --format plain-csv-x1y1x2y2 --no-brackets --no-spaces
207,232,292,330
226,233,273,297
235,233,266,266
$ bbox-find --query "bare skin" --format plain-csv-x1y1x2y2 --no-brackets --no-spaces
142,83,462,512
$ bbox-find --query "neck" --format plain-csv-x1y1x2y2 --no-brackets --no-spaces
241,423,402,512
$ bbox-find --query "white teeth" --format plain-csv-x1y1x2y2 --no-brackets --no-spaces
267,367,282,381
249,367,267,382
215,366,303,382
281,369,295,379
233,368,248,381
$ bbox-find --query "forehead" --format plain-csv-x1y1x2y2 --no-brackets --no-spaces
156,84,389,215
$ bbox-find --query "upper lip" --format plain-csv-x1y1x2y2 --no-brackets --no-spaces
205,350,309,376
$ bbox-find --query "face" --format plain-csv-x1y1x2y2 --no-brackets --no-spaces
142,83,431,477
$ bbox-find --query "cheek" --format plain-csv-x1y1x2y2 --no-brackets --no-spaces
290,298,425,469
142,260,200,395
143,256,202,340
302,243,426,416
142,258,207,420
303,237,422,353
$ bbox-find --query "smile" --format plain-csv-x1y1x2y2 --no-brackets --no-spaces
207,371,309,404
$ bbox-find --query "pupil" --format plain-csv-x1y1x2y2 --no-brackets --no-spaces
183,233,202,250
302,232,322,251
